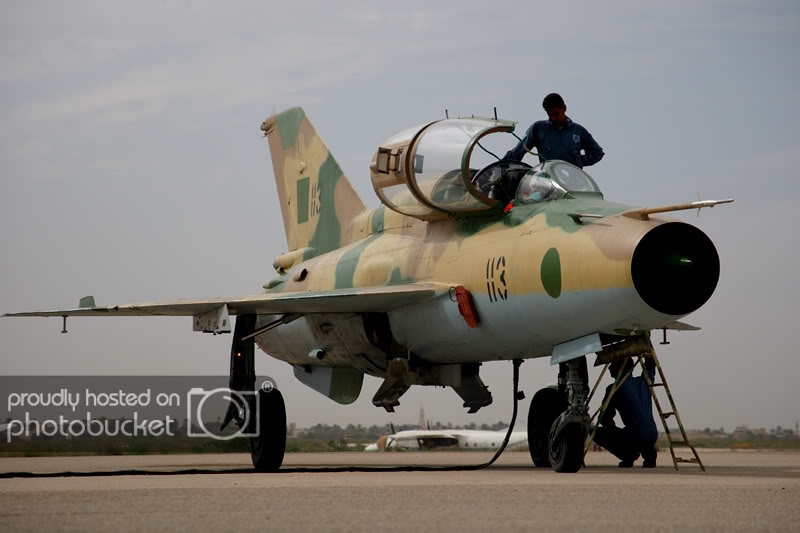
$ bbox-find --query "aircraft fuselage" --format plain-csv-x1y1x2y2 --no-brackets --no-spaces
255,193,719,371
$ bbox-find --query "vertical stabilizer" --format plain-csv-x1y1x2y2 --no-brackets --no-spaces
261,108,367,255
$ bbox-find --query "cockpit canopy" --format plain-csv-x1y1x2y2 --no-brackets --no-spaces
370,118,601,221
491,159,601,205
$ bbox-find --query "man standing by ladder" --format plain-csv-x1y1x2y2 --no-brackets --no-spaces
594,357,659,468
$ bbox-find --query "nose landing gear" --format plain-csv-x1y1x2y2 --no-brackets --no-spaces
548,420,586,473
528,356,590,473
527,387,566,468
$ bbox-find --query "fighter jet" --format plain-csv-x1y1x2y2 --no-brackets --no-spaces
4,108,732,473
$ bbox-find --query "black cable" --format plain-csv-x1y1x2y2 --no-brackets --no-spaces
476,141,501,161
508,132,541,160
0,361,524,479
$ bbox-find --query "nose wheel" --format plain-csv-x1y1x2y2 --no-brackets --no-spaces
548,357,590,472
528,357,590,473
527,387,566,467
548,422,585,473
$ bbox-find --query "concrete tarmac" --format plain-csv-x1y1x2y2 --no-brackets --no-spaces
0,450,798,532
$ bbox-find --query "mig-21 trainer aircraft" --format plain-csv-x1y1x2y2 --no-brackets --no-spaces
5,108,732,473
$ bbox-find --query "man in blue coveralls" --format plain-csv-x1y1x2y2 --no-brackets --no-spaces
503,93,604,168
594,357,659,468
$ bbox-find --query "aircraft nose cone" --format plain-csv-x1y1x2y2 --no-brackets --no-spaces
631,222,720,316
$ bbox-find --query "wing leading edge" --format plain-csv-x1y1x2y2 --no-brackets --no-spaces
3,284,442,318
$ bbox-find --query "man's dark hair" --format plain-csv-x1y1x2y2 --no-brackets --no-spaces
542,93,565,112
609,357,632,379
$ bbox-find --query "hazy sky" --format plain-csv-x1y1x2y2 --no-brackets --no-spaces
1,1,798,431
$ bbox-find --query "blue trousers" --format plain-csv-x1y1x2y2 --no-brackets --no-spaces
593,425,657,463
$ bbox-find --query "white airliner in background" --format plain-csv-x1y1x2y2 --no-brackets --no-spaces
364,405,527,452
364,428,528,452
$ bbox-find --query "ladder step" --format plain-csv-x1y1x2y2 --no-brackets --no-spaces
641,354,704,470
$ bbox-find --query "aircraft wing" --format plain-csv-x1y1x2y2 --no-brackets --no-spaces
394,430,459,440
390,430,461,450
3,284,441,318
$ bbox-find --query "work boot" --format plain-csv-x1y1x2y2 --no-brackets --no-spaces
618,452,639,468
642,447,657,468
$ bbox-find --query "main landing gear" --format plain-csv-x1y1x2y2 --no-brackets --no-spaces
250,388,287,472
527,356,590,473
222,315,287,472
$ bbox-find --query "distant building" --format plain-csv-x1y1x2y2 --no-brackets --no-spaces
732,425,752,441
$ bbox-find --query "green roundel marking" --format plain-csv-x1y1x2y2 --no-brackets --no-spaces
541,248,562,298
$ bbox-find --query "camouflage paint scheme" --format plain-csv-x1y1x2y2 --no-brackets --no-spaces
257,109,707,374
6,107,724,409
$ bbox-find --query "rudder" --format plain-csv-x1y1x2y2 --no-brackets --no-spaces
261,107,367,255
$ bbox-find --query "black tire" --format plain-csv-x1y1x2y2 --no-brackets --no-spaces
527,387,566,468
250,389,286,472
549,422,585,473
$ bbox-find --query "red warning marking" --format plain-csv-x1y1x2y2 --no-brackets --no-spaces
454,285,479,328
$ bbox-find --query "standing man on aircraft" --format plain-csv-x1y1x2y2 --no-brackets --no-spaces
503,93,604,168
593,357,659,468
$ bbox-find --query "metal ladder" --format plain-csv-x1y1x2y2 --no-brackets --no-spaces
636,352,705,471
584,351,705,471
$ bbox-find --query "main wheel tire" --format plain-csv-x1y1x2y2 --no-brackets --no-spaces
527,387,566,468
549,422,585,473
250,389,287,472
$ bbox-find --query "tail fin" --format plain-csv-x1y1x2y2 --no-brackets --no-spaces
261,108,367,255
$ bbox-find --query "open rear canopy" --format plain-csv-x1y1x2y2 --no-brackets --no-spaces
370,117,517,220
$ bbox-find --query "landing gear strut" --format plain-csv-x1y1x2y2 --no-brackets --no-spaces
530,356,590,473
222,315,287,471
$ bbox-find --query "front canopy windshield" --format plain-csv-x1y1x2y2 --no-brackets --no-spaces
547,161,601,193
515,169,559,204
511,161,602,205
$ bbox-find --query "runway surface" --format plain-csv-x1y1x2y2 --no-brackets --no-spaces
0,450,798,532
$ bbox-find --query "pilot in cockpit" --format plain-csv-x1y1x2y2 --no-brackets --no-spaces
474,166,507,203
474,163,534,206
515,169,558,204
